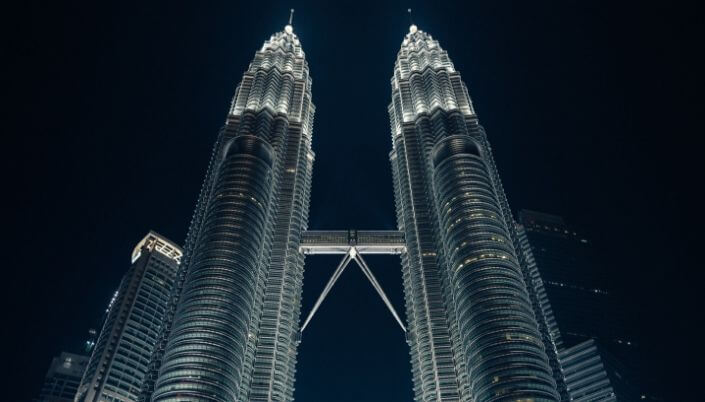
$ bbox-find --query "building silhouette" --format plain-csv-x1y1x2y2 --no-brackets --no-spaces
75,232,181,402
517,210,627,349
36,352,89,402
517,210,657,401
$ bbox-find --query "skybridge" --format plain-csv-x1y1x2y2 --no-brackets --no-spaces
300,230,406,255
299,230,407,335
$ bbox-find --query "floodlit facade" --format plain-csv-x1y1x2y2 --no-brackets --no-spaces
143,22,314,402
388,25,559,401
75,232,181,402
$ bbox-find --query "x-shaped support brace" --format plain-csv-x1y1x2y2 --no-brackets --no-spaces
300,247,407,334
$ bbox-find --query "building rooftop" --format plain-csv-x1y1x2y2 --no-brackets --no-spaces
131,231,183,264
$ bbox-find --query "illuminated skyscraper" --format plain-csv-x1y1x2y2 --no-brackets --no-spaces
388,25,559,400
75,232,181,402
144,19,314,402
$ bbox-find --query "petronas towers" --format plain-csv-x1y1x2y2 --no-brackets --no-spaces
139,21,561,402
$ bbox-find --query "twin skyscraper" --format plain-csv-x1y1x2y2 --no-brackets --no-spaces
79,22,565,402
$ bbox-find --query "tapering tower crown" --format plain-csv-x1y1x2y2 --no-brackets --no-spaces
389,25,475,139
229,24,313,125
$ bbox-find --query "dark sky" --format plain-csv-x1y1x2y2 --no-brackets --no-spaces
6,1,702,400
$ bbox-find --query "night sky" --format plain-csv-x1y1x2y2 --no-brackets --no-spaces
6,1,702,400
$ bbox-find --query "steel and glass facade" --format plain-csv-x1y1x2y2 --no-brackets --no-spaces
75,232,181,402
389,26,559,401
143,24,314,402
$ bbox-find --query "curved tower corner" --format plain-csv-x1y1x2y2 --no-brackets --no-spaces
145,23,314,402
389,25,559,401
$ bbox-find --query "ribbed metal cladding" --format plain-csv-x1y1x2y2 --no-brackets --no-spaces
244,29,314,402
432,137,558,400
389,26,559,401
148,25,314,402
391,131,463,402
152,136,274,401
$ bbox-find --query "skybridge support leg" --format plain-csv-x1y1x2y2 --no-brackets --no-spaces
353,251,407,333
300,246,407,335
300,252,353,333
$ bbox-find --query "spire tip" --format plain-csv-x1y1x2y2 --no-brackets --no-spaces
285,8,294,34
407,7,416,33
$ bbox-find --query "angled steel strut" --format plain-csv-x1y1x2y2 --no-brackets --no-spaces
300,251,354,332
352,250,407,332
299,239,407,334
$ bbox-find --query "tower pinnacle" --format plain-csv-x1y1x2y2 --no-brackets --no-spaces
408,8,417,33
285,8,294,34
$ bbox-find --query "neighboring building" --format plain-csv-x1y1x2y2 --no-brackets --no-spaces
517,210,659,401
140,16,682,401
517,210,634,356
144,21,315,402
387,25,558,400
36,352,89,402
75,232,181,402
559,339,654,402
516,223,568,397
559,339,617,401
